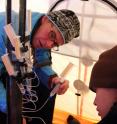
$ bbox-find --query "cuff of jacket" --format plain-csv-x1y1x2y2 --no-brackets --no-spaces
48,74,57,89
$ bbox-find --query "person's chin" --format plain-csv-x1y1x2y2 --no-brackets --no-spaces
97,110,101,117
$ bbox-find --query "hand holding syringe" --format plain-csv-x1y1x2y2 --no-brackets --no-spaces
50,77,65,97
50,63,73,97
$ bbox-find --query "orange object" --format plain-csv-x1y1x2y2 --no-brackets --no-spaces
53,108,96,124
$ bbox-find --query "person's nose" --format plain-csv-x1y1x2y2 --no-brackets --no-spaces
46,40,54,48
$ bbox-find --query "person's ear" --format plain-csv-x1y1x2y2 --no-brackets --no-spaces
41,16,49,24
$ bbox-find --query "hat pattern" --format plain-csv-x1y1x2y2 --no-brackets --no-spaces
47,9,80,44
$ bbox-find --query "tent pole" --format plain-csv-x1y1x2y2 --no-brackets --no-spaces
6,0,22,124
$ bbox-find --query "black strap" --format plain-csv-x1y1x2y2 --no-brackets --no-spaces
34,60,52,68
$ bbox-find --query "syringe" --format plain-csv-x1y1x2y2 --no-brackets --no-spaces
49,78,64,97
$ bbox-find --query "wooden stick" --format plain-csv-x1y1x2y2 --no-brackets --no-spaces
4,24,17,47
14,36,22,60
1,53,15,76
60,62,74,77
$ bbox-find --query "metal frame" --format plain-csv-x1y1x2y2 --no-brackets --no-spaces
6,0,27,124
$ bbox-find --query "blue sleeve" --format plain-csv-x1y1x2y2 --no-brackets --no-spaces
0,11,21,114
0,13,7,71
0,80,7,113
0,11,19,70
31,12,44,30
0,12,7,113
0,33,7,72
33,49,57,88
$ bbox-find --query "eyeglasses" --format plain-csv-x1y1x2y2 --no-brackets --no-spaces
48,30,59,51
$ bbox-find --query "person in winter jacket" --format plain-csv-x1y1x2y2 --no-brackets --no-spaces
0,9,80,124
89,46,117,124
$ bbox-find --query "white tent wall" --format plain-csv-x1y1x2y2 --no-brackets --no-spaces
51,52,100,121
50,0,117,122
52,0,117,61
51,0,117,121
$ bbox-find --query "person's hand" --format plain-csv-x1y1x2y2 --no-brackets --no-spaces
51,76,69,95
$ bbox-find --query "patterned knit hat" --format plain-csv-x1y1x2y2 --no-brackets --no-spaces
47,9,80,44
89,46,117,92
